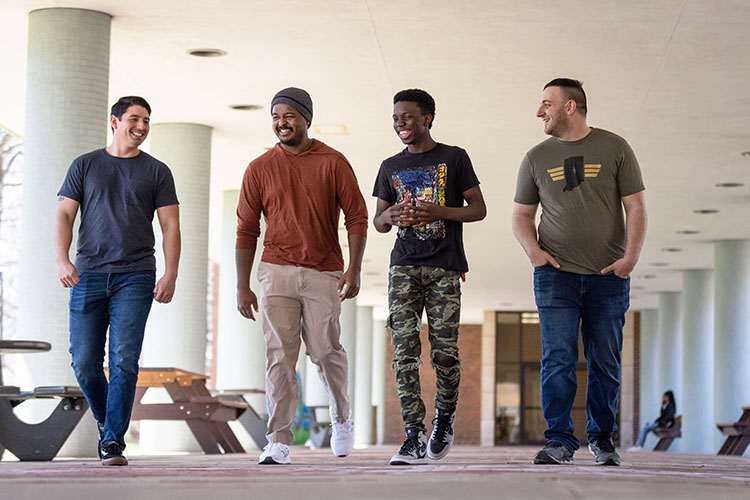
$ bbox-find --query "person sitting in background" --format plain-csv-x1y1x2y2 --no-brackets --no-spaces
629,390,676,450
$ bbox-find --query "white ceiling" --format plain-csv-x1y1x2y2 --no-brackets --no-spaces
2,0,749,321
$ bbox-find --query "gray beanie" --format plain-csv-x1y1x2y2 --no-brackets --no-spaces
271,87,313,123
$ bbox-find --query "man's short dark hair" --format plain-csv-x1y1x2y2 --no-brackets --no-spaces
544,78,587,116
394,89,436,129
111,96,151,119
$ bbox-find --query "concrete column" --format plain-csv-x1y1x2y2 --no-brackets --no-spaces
214,190,266,449
339,299,357,410
681,269,714,453
371,318,386,444
305,355,330,427
639,309,659,444
657,291,682,451
480,310,497,446
619,311,636,447
354,306,373,446
139,123,212,452
18,8,111,457
657,292,682,403
714,240,750,452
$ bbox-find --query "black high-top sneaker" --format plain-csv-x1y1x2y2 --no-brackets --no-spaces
427,408,456,460
389,428,427,465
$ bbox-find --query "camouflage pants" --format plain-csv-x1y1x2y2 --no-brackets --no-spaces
388,265,461,431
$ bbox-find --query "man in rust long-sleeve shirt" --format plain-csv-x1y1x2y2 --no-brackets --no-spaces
236,87,367,465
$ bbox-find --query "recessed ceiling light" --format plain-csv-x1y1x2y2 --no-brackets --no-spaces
661,248,682,252
693,209,719,214
229,104,263,111
641,274,657,279
314,124,348,135
187,48,227,57
715,182,744,188
650,262,669,267
498,302,514,307
676,230,699,235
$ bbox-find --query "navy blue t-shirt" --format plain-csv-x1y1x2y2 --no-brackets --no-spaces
57,148,179,273
372,143,480,272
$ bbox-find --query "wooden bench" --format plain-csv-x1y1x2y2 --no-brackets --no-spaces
0,385,89,461
653,415,681,451
128,367,247,454
210,389,268,449
717,406,750,456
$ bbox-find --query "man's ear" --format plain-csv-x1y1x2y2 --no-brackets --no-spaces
566,100,577,116
424,113,433,128
110,114,119,130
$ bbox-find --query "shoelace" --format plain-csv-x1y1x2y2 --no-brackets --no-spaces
431,413,452,443
332,421,351,435
399,435,421,455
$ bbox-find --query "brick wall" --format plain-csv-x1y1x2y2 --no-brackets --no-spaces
384,323,482,444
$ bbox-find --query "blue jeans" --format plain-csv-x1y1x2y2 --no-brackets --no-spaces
534,265,629,452
635,422,659,447
68,271,155,446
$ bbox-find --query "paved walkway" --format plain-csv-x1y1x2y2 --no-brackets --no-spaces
1,445,748,499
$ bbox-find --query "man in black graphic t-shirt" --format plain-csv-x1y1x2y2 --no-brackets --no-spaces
373,89,486,465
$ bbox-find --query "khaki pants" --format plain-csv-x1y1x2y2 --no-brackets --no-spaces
258,262,350,445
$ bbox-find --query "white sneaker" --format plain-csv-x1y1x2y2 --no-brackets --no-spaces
626,445,643,452
258,442,291,465
330,418,354,457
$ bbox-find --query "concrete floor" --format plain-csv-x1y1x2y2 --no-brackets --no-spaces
1,445,748,500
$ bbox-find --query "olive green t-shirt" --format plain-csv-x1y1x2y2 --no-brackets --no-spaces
514,127,645,275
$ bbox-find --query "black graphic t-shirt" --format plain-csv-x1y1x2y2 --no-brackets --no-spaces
514,128,645,275
373,143,480,272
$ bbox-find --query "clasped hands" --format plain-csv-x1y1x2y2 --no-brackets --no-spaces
385,194,441,228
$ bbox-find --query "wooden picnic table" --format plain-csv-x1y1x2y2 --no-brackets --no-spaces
717,406,750,456
128,367,248,454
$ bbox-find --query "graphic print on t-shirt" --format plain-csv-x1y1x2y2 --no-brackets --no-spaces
547,156,601,192
392,163,447,240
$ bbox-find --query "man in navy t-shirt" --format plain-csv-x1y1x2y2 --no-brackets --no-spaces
54,96,180,466
373,89,486,465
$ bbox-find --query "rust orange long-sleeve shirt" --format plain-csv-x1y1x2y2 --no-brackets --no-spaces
236,140,368,272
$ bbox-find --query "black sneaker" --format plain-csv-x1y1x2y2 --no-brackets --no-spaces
534,441,574,464
588,434,620,466
100,440,128,466
427,408,455,460
97,422,105,459
389,428,427,465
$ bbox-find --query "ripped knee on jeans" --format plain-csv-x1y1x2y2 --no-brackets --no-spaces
431,351,460,369
391,357,422,371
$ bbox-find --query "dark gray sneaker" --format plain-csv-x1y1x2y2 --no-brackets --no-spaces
100,440,128,466
588,435,620,466
534,441,574,464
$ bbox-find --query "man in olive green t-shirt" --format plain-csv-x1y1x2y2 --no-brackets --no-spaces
512,78,647,466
